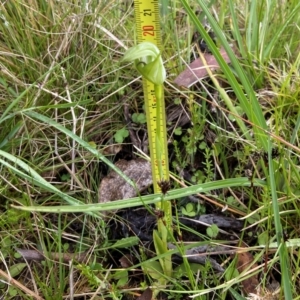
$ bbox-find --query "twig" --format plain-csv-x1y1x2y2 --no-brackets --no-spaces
69,260,74,300
0,269,44,300
168,243,224,273
60,67,76,190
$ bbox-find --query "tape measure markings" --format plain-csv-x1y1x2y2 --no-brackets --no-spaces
133,0,169,195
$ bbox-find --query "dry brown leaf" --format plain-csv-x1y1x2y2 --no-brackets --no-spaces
98,158,152,202
101,144,122,155
174,47,231,88
137,287,153,300
236,244,259,295
119,253,135,268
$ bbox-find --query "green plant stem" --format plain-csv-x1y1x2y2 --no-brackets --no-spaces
268,138,293,299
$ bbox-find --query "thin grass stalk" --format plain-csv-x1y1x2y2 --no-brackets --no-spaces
228,2,246,60
267,137,293,299
263,2,300,61
23,110,136,187
0,151,101,218
247,0,258,54
180,0,269,151
58,213,64,297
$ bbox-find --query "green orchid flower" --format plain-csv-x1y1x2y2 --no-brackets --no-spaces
123,43,172,264
122,42,166,85
123,41,166,179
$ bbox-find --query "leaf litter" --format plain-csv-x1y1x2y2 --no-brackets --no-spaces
174,47,231,88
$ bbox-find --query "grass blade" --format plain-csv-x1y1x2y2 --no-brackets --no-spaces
12,177,266,213
180,0,269,150
0,150,100,218
23,110,136,187
267,137,293,299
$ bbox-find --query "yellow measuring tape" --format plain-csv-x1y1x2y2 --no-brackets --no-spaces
133,0,169,194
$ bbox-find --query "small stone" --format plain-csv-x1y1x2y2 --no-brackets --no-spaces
98,158,152,203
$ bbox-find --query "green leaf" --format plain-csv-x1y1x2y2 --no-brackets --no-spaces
153,230,172,278
114,127,129,143
132,113,146,124
174,127,182,135
14,252,22,259
229,287,247,300
186,203,193,213
61,173,71,182
9,263,27,277
153,230,167,254
110,236,139,249
206,224,219,238
142,260,164,280
182,203,196,217
88,141,97,149
174,98,181,105
186,203,196,216
174,262,202,278
114,270,128,287
257,230,270,246
8,287,18,297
